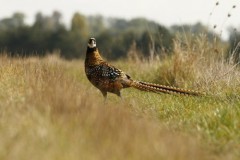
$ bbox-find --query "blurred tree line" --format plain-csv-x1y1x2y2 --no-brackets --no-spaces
0,11,239,61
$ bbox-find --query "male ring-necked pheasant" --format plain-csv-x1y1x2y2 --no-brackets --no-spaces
85,38,201,99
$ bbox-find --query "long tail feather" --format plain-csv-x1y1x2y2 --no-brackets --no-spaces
131,81,202,96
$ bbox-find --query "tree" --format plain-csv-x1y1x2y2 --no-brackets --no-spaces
171,22,218,42
68,12,89,58
138,25,173,58
0,12,25,31
12,13,25,27
71,12,88,39
228,28,240,63
88,15,105,36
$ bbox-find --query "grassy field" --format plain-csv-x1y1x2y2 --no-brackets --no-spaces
0,37,240,160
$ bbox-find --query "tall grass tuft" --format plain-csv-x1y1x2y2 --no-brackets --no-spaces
124,34,240,97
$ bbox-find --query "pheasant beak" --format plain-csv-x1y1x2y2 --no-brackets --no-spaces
88,38,97,48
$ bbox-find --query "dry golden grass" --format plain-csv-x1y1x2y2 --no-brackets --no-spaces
0,36,239,159
0,55,209,160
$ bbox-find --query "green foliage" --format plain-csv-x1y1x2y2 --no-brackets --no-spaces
0,12,174,59
0,12,230,61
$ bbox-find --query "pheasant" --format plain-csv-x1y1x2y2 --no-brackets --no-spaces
85,38,201,100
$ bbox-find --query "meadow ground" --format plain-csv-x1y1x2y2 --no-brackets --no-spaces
0,37,240,160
